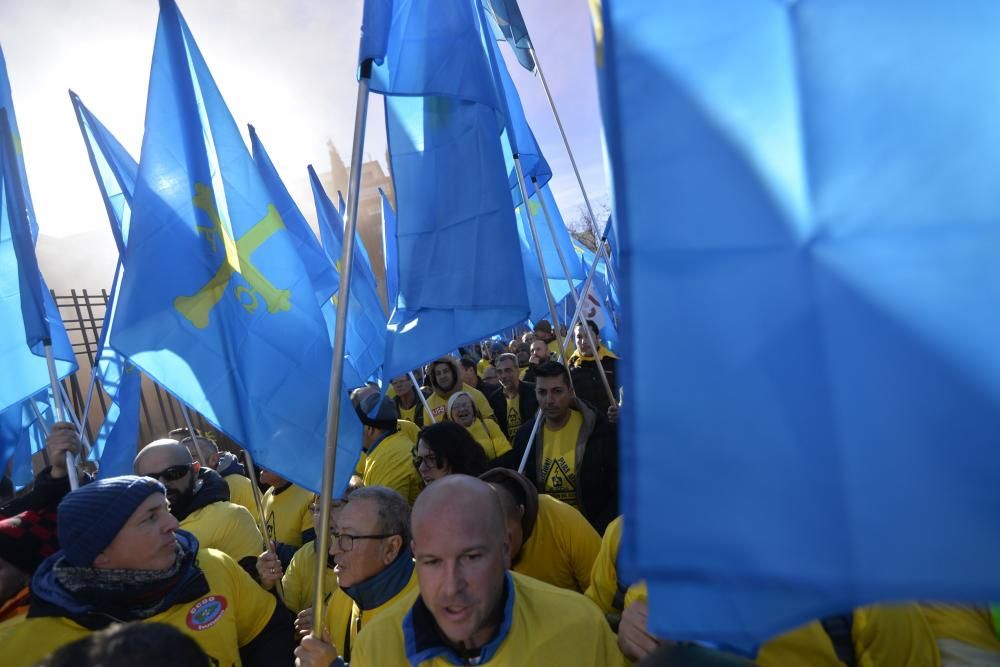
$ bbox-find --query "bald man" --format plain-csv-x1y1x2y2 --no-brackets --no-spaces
134,439,263,573
350,475,626,666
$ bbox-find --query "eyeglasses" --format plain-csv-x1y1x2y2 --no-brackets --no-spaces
147,463,193,482
330,531,397,552
412,453,439,470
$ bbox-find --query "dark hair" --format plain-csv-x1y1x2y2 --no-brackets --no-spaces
39,623,210,667
459,356,477,371
533,360,571,387
575,319,600,339
415,422,490,478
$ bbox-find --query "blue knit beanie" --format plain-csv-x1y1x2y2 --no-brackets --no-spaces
57,475,167,567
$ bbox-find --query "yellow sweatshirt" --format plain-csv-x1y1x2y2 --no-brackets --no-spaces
514,495,600,593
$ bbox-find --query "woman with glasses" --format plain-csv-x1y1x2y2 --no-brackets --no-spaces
445,391,512,461
411,422,491,487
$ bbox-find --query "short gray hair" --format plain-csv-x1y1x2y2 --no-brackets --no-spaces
347,486,411,545
495,352,518,368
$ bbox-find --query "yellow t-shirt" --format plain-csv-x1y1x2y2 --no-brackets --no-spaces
398,402,419,424
585,515,625,615
262,483,314,548
0,547,276,667
514,494,601,593
181,500,264,563
282,540,340,614
357,430,422,506
423,383,495,424
505,394,523,440
921,605,1000,655
466,418,513,460
350,572,626,666
324,568,419,662
223,473,258,518
541,410,583,506
756,605,940,667
397,419,420,443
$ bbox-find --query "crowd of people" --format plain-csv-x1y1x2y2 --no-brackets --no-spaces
0,319,996,665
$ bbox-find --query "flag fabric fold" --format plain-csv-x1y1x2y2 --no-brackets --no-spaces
602,0,1000,651
484,0,535,72
108,0,340,493
370,0,529,382
379,188,399,315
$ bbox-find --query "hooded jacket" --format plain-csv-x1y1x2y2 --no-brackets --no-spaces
175,469,264,568
512,397,618,534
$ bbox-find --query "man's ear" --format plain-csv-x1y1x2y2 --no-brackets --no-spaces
192,461,202,474
516,504,526,520
383,535,403,564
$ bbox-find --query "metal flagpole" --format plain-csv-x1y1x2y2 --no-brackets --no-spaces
532,178,615,407
243,446,285,606
408,371,436,424
44,344,83,490
527,45,619,295
517,411,543,474
560,238,606,360
512,156,569,364
311,58,373,634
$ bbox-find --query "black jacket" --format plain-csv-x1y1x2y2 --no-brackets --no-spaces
569,355,618,416
512,397,618,534
0,467,89,519
491,381,539,442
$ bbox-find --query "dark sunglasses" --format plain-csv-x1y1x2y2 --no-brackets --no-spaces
148,463,193,482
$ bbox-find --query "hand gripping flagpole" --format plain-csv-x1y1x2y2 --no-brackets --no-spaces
532,176,614,408
528,45,619,293
311,58,373,635
242,446,285,606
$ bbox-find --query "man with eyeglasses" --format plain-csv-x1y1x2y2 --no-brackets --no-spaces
295,486,417,667
348,475,625,666
134,439,264,576
0,475,296,666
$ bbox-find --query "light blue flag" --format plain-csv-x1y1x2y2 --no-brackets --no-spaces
372,0,529,382
482,24,550,206
70,93,144,476
0,45,37,238
249,125,338,307
109,0,340,494
70,91,137,257
309,165,386,388
516,186,584,323
364,0,498,109
0,391,48,488
603,0,1000,651
0,115,76,414
379,188,399,314
484,0,535,72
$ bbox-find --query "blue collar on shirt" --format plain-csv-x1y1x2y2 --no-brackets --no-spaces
342,547,414,611
365,429,395,455
402,572,515,666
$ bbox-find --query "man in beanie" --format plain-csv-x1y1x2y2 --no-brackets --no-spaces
351,386,421,506
0,509,59,626
479,468,600,594
134,438,264,574
0,475,295,667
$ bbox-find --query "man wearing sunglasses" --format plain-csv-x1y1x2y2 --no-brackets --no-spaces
134,439,264,576
294,486,417,667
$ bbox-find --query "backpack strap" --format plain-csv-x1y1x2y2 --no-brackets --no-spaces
820,613,856,667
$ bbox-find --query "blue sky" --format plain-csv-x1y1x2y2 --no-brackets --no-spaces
0,0,607,262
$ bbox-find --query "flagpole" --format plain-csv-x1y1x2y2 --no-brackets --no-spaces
560,238,606,360
311,58,372,634
43,342,83,490
512,156,569,364
527,45,619,295
532,178,615,407
242,446,285,606
408,371,436,424
517,411,543,474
